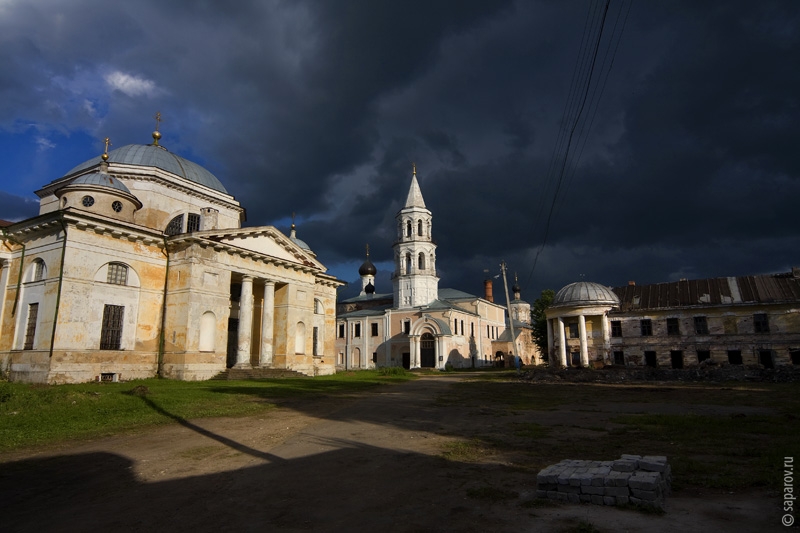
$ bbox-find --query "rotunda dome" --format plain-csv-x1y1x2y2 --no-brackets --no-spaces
70,172,132,194
64,144,227,193
552,281,620,308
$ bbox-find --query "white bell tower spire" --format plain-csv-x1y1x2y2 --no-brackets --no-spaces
393,164,438,308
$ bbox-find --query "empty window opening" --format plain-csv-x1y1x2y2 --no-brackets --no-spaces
694,316,709,335
417,220,423,236
371,322,378,337
418,252,425,270
406,221,412,237
24,303,39,350
697,350,711,363
758,350,774,369
354,323,361,338
754,313,770,333
613,351,625,365
107,263,128,285
403,320,411,334
100,304,124,350
338,324,345,338
568,323,579,339
670,350,684,369
727,350,743,365
611,321,622,337
790,350,800,365
644,351,657,368
667,318,680,336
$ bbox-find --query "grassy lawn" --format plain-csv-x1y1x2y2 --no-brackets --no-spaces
0,369,414,452
440,377,800,493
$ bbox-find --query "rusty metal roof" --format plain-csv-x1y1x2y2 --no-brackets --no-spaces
612,272,800,311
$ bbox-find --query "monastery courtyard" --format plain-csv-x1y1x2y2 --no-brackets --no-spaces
1,372,790,532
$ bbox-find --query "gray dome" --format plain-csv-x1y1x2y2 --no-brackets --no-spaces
65,144,227,193
69,172,131,194
552,281,620,307
359,259,377,276
291,236,311,251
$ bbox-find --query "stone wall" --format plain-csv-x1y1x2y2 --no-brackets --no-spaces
536,455,671,509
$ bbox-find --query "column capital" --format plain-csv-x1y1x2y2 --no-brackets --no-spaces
264,279,276,287
242,275,254,282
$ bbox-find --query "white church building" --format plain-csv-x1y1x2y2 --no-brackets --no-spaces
0,129,343,383
335,168,539,370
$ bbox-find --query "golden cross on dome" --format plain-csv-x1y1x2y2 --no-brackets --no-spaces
412,162,416,176
154,112,162,131
291,212,296,229
102,137,111,161
366,243,370,257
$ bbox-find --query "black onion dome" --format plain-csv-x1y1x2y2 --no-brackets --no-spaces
359,259,377,276
512,282,521,293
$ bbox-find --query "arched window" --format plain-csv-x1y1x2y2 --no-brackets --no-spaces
199,311,216,352
295,322,306,354
417,220,423,236
107,263,129,285
418,252,425,270
165,214,184,235
31,259,46,282
406,220,412,238
405,253,412,273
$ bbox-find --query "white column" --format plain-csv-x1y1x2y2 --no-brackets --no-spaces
578,314,588,367
236,276,254,367
546,318,554,365
557,317,567,368
410,335,419,368
601,313,611,364
259,280,275,367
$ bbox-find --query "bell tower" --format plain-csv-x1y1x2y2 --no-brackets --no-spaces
393,165,438,308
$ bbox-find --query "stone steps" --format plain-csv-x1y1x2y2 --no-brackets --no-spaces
210,368,310,380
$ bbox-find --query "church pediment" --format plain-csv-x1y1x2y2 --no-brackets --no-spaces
192,226,324,270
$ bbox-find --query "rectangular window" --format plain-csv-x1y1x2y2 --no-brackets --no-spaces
611,320,622,338
313,327,319,356
371,323,378,337
694,316,709,335
644,350,657,368
754,313,769,333
790,350,800,365
640,319,653,336
23,303,38,350
100,304,124,350
354,323,361,338
727,350,743,365
372,352,377,363
107,263,128,285
697,350,711,363
471,322,474,337
568,323,579,339
670,350,684,369
758,350,774,369
338,324,345,338
404,320,410,334
666,318,680,336
460,320,464,336
186,213,201,233
613,350,625,365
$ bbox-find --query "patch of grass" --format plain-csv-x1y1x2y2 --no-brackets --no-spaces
0,370,414,452
466,486,518,502
441,439,495,462
511,422,550,439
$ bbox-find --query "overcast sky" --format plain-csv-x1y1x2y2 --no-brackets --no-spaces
1,0,798,303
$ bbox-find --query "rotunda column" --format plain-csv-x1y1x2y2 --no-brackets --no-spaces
557,317,567,368
601,312,611,364
259,280,275,367
236,276,254,368
578,314,589,367
546,318,554,364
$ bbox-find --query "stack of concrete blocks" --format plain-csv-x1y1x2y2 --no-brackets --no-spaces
535,455,671,509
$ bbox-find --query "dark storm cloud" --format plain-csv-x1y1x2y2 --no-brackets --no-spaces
1,0,798,304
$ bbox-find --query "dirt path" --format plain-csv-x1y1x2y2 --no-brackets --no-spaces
0,375,781,532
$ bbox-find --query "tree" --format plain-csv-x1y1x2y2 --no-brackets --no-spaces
531,289,555,362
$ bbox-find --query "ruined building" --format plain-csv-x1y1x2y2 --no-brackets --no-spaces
546,272,800,368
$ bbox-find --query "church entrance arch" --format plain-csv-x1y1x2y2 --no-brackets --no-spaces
420,333,435,368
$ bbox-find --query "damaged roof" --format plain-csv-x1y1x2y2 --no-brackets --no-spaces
612,271,800,311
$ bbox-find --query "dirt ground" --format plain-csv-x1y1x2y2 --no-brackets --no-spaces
0,374,785,532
